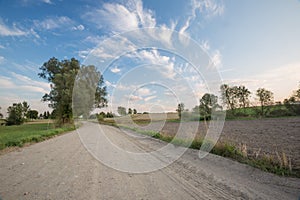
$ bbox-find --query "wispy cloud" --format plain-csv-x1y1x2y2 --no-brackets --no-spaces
0,19,27,36
179,0,224,35
34,16,73,30
191,0,224,19
0,56,5,64
144,95,156,102
42,0,53,4
83,0,156,33
128,49,176,79
34,16,84,32
110,66,121,73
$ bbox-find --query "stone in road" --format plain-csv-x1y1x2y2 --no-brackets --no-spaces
0,122,299,199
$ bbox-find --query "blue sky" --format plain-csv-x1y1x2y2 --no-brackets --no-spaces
1,0,300,115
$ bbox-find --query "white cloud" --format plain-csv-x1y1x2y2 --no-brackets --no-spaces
0,76,14,88
191,0,224,19
201,40,210,51
131,49,176,79
84,0,156,33
179,0,224,35
10,72,50,93
136,87,152,96
72,24,85,31
0,56,5,64
105,80,116,88
34,16,74,30
0,44,5,49
0,19,27,36
77,49,91,59
42,0,53,4
210,49,222,67
83,35,105,45
110,66,121,73
128,94,143,101
144,95,156,102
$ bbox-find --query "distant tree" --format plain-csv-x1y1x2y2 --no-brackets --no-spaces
176,103,184,118
117,106,126,116
106,112,114,118
236,85,251,112
6,102,29,125
43,111,48,119
128,108,132,115
220,84,238,112
256,88,274,116
133,109,137,114
199,93,220,119
284,86,300,115
26,110,39,120
39,57,107,125
0,106,3,119
22,101,30,118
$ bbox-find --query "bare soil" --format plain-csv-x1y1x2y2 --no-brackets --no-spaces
133,117,300,170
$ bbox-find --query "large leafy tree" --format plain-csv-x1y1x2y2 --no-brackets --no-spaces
256,88,274,116
73,65,107,118
199,93,220,119
39,57,107,125
6,101,30,125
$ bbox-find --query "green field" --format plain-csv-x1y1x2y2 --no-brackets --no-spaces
0,123,75,150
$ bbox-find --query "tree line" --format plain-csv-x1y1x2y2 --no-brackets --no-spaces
0,101,53,126
177,84,300,119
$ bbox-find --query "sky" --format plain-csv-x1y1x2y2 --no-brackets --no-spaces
0,0,300,115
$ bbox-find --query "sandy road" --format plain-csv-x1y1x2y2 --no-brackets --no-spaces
0,122,299,199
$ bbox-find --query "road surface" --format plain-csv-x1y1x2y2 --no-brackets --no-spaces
0,122,299,199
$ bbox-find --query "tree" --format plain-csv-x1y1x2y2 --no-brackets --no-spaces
73,65,108,119
128,108,132,115
256,88,274,116
26,110,39,120
199,93,219,119
236,85,251,112
39,57,107,125
220,84,238,112
0,106,3,119
284,86,300,115
117,106,126,116
133,109,137,114
176,103,184,118
6,102,29,125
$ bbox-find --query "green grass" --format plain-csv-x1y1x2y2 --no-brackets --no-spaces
0,123,75,150
118,124,299,177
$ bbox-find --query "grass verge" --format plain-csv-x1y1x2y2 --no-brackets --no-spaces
0,123,75,150
117,124,300,178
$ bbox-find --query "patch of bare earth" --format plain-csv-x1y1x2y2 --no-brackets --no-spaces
134,117,300,170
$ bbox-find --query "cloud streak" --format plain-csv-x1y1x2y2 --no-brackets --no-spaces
0,19,27,36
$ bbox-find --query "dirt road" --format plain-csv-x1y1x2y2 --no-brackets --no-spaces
0,122,299,199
